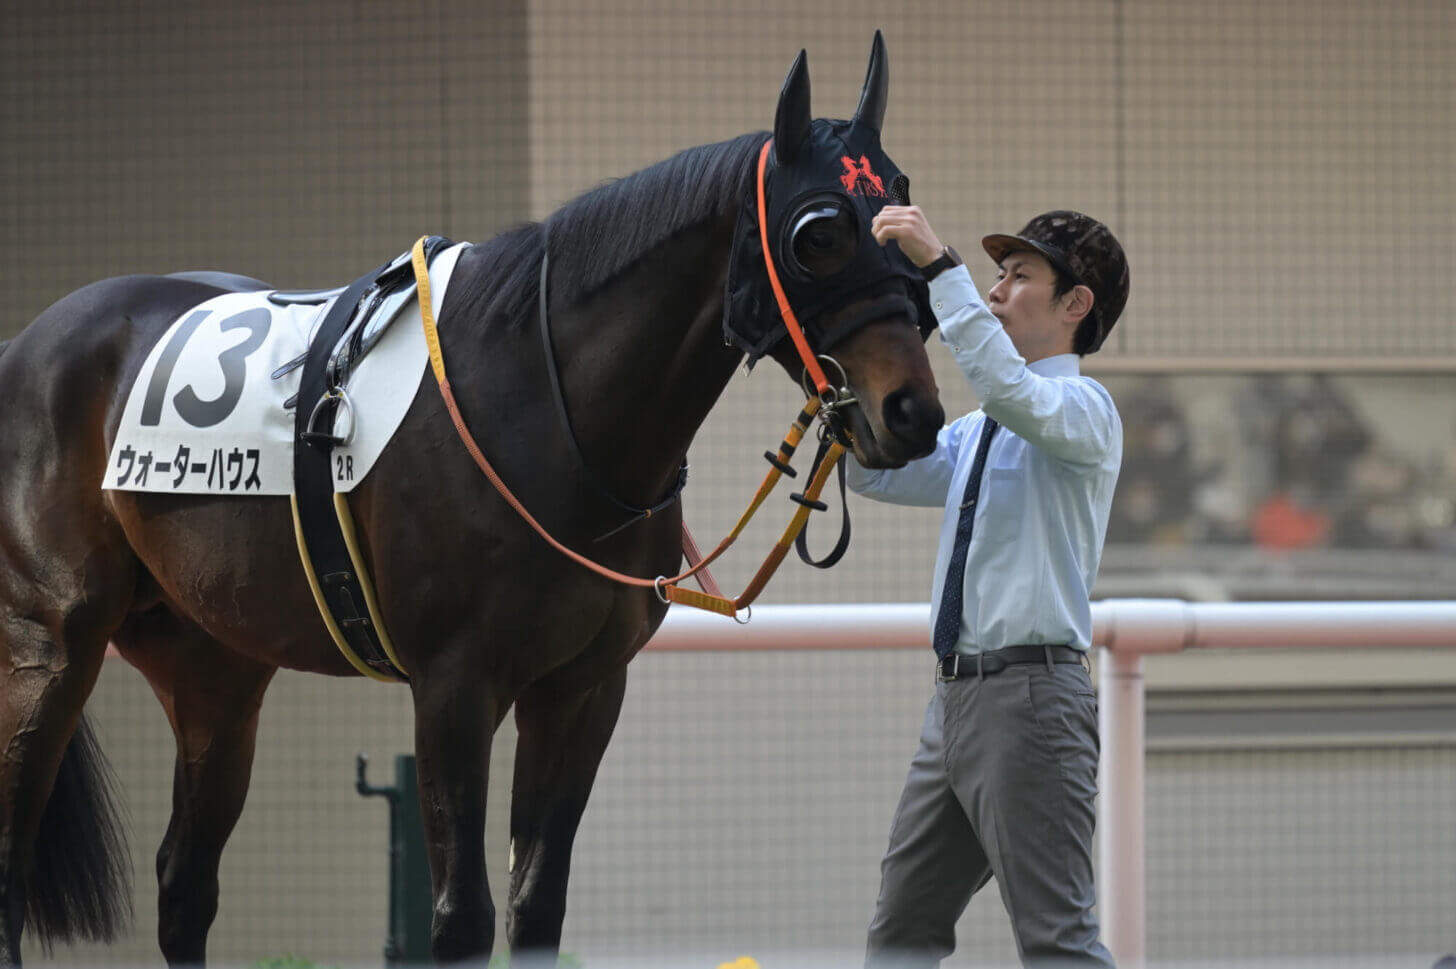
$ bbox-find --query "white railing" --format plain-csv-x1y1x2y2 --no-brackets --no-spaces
649,599,1456,969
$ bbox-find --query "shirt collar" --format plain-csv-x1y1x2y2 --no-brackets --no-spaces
1027,353,1080,378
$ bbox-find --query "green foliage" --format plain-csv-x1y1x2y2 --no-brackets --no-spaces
250,959,338,969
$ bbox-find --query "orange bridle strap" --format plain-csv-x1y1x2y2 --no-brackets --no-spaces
755,139,831,396
411,235,845,619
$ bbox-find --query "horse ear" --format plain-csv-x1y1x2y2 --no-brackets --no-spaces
852,30,888,134
773,49,812,166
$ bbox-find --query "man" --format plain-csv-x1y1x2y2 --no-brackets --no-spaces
855,206,1130,967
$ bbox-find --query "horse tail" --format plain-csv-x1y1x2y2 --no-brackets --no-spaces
26,712,132,950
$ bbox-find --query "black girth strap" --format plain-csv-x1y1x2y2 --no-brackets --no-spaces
292,237,452,682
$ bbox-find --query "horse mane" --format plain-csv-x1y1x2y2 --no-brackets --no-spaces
450,131,766,329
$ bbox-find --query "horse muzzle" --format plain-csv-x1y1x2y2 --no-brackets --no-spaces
880,386,943,457
830,383,942,468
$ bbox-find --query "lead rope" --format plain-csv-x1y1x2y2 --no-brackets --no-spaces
412,236,846,620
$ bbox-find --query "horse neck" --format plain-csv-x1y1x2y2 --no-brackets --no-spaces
547,211,743,505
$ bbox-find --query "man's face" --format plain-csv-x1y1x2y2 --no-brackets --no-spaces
985,250,1087,363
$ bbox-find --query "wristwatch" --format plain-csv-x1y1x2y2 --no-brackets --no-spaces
920,246,962,281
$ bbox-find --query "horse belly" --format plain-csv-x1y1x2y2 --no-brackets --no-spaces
109,490,353,675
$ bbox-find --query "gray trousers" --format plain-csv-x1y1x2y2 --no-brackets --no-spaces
865,655,1114,968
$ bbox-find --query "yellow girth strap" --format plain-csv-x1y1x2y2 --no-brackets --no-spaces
415,239,446,386
291,494,408,682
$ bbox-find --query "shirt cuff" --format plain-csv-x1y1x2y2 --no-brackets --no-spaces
928,264,995,352
928,262,978,307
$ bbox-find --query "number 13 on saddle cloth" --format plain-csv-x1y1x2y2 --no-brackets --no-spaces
104,242,471,497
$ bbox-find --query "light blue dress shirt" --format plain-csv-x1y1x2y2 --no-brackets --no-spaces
846,264,1122,654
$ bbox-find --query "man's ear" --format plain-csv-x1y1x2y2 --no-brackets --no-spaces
1064,284,1095,326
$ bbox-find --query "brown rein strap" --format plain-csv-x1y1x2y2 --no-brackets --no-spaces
411,236,846,619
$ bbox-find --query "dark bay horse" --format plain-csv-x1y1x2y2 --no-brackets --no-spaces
0,34,943,965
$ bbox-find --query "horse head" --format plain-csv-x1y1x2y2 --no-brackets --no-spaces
726,31,945,468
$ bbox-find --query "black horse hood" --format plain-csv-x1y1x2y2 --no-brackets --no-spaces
724,32,934,364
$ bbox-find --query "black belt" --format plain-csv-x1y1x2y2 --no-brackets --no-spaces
936,644,1084,681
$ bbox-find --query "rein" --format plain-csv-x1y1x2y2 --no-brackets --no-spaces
410,137,854,619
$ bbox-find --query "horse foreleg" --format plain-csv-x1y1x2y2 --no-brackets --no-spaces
120,623,276,967
411,657,502,963
506,664,627,961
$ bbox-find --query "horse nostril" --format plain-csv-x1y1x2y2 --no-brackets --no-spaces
882,389,944,454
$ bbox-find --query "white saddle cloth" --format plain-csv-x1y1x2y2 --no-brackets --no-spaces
104,242,469,496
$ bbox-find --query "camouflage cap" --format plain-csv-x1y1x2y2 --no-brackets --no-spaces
981,210,1129,354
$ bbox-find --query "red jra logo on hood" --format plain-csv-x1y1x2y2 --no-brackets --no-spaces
839,155,886,197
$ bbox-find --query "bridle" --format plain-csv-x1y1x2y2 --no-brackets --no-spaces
750,141,860,441
412,138,861,621
800,352,858,445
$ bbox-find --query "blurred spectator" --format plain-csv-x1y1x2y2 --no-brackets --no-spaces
1238,375,1375,550
1106,373,1452,554
1334,449,1422,547
1107,377,1196,544
1267,375,1372,500
1250,485,1331,549
1422,418,1456,551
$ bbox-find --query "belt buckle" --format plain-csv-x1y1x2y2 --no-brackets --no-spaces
936,654,960,682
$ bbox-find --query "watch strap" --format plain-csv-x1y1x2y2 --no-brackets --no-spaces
921,246,963,282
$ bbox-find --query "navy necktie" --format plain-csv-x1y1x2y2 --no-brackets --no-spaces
932,417,1000,659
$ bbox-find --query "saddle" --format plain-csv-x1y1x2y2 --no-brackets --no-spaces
169,261,429,408
271,244,446,415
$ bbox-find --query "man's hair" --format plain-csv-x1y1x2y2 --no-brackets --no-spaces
1051,267,1099,355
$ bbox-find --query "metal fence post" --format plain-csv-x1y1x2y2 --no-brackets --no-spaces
1098,646,1145,969
358,752,434,964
